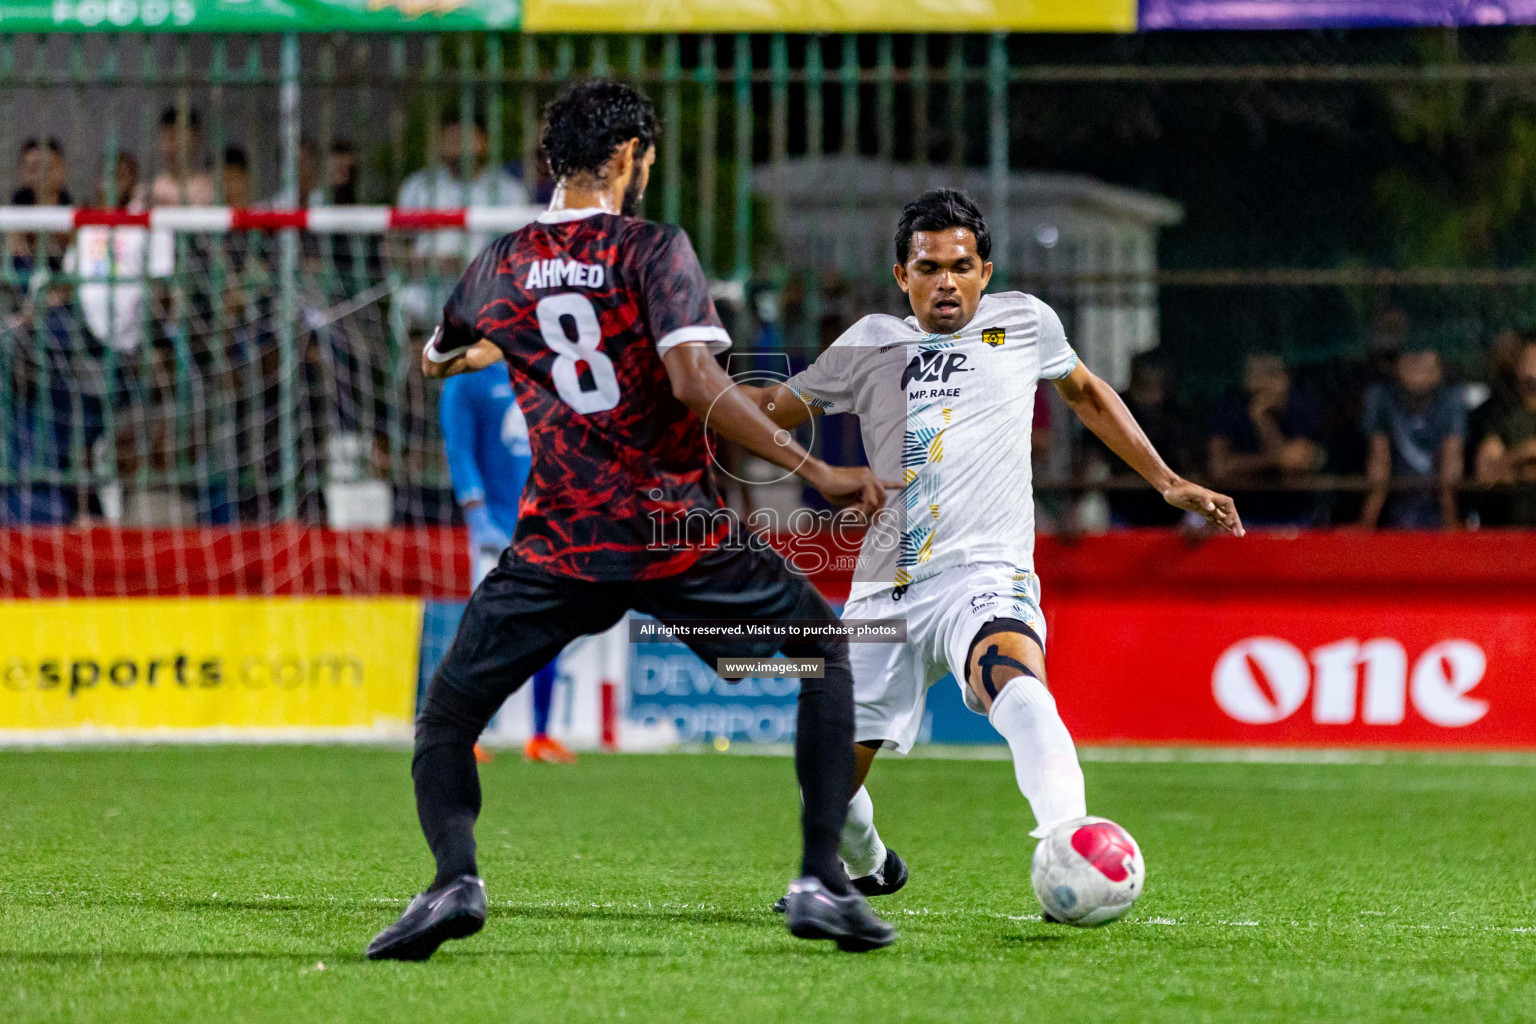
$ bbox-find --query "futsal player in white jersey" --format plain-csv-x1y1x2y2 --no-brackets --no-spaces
747,189,1245,902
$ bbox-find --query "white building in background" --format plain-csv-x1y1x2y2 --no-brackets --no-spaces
760,158,1184,391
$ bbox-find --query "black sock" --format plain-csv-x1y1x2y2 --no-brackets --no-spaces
412,688,487,891
785,636,855,895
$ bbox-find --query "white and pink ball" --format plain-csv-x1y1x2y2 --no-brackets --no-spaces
1031,816,1145,926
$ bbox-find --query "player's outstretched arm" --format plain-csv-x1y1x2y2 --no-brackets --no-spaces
662,343,899,518
1054,361,1245,537
737,382,820,430
421,337,503,380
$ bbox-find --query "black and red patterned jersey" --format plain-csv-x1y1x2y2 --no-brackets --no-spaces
430,208,732,581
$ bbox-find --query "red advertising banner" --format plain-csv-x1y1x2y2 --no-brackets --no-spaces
1037,532,1536,750
0,526,469,599
8,525,1534,750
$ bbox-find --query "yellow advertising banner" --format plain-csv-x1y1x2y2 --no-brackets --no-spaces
0,598,421,740
523,0,1135,33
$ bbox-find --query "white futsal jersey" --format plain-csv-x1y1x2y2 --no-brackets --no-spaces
785,291,1077,602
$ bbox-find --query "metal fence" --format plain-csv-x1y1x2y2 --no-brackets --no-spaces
6,29,1536,529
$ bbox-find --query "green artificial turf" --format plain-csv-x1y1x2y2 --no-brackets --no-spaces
2,746,1535,1023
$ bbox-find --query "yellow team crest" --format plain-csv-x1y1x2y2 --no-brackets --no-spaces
982,327,1006,347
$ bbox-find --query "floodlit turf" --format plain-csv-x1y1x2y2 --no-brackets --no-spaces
3,748,1536,1023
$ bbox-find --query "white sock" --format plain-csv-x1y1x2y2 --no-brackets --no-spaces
987,675,1087,839
838,786,888,880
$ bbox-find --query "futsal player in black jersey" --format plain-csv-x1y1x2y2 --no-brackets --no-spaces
366,81,901,960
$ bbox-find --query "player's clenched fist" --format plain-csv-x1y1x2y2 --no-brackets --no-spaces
802,463,905,520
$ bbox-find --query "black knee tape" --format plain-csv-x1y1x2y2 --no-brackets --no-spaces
970,616,1043,655
967,617,1043,701
976,645,1032,700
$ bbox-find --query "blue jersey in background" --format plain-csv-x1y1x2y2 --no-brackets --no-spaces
438,364,531,537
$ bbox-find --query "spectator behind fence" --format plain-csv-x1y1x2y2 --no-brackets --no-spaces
1361,347,1465,531
216,146,266,312
1208,352,1325,526
1475,335,1536,526
1108,356,1200,526
1485,328,1531,417
12,137,71,206
9,137,73,278
12,137,71,207
323,140,359,205
7,142,101,526
71,147,210,526
64,151,173,356
221,146,252,207
148,106,215,207
264,138,321,209
394,115,527,329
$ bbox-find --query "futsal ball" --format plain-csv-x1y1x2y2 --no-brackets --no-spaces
1031,816,1144,926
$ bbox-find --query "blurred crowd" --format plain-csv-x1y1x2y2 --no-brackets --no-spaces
1094,331,1536,530
1,108,533,528
5,108,1536,531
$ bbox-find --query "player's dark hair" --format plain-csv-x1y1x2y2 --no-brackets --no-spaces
18,137,64,158
440,111,486,134
894,189,991,265
539,80,659,183
159,105,200,130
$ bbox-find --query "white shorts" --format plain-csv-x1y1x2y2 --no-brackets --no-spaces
847,562,1045,755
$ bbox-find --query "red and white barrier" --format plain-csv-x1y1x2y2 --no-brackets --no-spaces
0,204,546,233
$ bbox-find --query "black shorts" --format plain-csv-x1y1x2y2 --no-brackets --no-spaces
428,540,840,725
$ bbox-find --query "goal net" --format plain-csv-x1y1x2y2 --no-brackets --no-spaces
0,205,541,599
